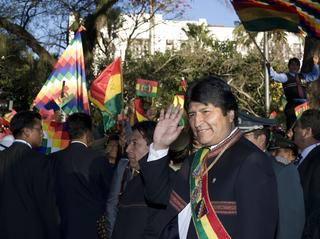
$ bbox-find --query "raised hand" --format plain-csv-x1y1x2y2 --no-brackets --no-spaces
153,105,184,150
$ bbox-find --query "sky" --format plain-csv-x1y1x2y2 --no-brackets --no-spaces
183,0,240,27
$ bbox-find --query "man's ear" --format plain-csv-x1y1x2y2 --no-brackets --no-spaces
22,127,31,138
258,134,267,149
304,127,313,139
227,110,235,123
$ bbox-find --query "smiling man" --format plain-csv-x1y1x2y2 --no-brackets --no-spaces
140,75,278,239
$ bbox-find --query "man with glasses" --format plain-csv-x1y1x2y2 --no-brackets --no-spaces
0,110,60,239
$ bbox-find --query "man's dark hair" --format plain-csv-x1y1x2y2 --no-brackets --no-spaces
185,75,238,125
66,113,92,140
10,111,42,138
298,109,320,140
107,133,120,142
248,128,271,149
132,121,156,146
288,57,300,68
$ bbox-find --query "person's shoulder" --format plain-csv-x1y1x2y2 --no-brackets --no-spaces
310,144,320,155
27,149,49,160
87,146,105,158
235,137,274,172
232,136,266,157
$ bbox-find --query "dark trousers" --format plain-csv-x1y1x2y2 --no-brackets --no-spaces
284,101,301,130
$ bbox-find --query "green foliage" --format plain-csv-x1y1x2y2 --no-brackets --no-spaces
123,34,287,118
0,33,52,112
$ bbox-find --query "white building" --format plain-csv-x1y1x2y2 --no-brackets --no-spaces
96,13,304,61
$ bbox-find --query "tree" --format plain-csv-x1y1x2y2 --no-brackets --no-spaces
182,23,214,49
302,37,320,109
0,33,52,111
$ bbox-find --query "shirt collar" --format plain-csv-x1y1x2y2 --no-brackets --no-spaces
209,127,238,151
14,139,32,149
71,141,88,148
301,143,320,160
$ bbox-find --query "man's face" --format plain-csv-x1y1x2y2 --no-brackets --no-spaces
288,61,300,74
293,122,307,150
24,118,43,148
126,129,149,170
271,148,296,162
105,140,119,164
244,131,265,151
188,102,234,146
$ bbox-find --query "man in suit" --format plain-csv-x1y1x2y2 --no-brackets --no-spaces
293,109,320,238
140,76,278,239
52,112,113,239
0,111,60,239
238,112,305,239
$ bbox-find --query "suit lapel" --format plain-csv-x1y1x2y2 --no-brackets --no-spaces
298,145,320,179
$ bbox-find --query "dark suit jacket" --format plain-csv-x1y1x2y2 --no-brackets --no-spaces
0,142,60,239
111,173,166,239
51,142,113,239
298,145,320,238
140,136,278,239
272,159,305,239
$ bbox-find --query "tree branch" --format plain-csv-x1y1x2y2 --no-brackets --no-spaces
0,17,55,67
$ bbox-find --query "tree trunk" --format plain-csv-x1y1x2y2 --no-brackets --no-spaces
302,36,320,109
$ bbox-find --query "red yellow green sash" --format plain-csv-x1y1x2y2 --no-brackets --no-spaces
190,148,231,239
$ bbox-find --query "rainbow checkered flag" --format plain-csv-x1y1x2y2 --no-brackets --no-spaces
33,29,90,115
37,120,70,154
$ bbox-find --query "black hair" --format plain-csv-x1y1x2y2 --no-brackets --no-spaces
298,109,320,141
288,57,300,68
184,75,238,125
10,111,42,138
250,128,271,149
107,133,120,142
131,121,156,146
66,112,92,140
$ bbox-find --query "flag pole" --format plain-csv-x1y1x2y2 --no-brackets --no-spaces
246,31,269,63
263,32,270,116
246,30,270,116
119,57,126,131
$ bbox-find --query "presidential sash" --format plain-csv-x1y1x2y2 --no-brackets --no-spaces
190,128,241,239
190,148,231,239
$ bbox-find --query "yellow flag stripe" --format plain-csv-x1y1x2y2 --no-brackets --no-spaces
104,73,122,102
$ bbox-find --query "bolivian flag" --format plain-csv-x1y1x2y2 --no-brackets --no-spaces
232,0,300,33
173,95,184,108
89,58,122,130
134,98,148,122
135,79,158,97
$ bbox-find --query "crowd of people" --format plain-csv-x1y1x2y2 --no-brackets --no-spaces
0,64,320,239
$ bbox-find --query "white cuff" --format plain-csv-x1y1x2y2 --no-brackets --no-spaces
147,143,169,162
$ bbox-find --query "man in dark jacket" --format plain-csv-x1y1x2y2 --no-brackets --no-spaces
0,111,60,239
52,112,113,239
293,109,320,238
238,112,305,239
140,76,278,239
